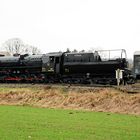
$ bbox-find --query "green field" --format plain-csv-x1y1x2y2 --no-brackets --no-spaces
0,106,139,140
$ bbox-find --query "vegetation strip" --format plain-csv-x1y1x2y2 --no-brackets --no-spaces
0,84,139,115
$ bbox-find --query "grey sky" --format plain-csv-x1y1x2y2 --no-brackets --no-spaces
0,0,140,58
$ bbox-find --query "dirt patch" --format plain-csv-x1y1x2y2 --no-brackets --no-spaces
0,86,140,115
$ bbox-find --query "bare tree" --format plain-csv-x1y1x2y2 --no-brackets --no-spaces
79,49,85,53
66,48,71,53
24,45,41,54
88,47,102,52
2,38,41,55
72,49,78,53
3,38,25,55
31,46,41,54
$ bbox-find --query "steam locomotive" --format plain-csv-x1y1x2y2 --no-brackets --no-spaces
0,49,134,85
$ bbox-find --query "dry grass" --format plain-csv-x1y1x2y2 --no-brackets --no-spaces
0,85,140,115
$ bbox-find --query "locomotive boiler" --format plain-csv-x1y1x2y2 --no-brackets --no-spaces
0,54,44,82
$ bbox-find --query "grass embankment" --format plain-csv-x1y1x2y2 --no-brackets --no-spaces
0,105,139,140
0,84,139,115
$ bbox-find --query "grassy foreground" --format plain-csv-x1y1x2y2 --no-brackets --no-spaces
0,105,139,140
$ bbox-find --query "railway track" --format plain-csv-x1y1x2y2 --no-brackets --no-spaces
42,83,140,94
112,86,140,94
0,83,139,94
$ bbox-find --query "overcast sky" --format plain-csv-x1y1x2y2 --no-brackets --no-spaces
0,0,140,58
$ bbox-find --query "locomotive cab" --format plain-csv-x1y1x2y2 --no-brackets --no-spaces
42,52,63,75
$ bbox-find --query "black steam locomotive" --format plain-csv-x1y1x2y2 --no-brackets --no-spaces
0,49,134,85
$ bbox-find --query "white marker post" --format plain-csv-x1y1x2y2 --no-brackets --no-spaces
116,69,123,86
